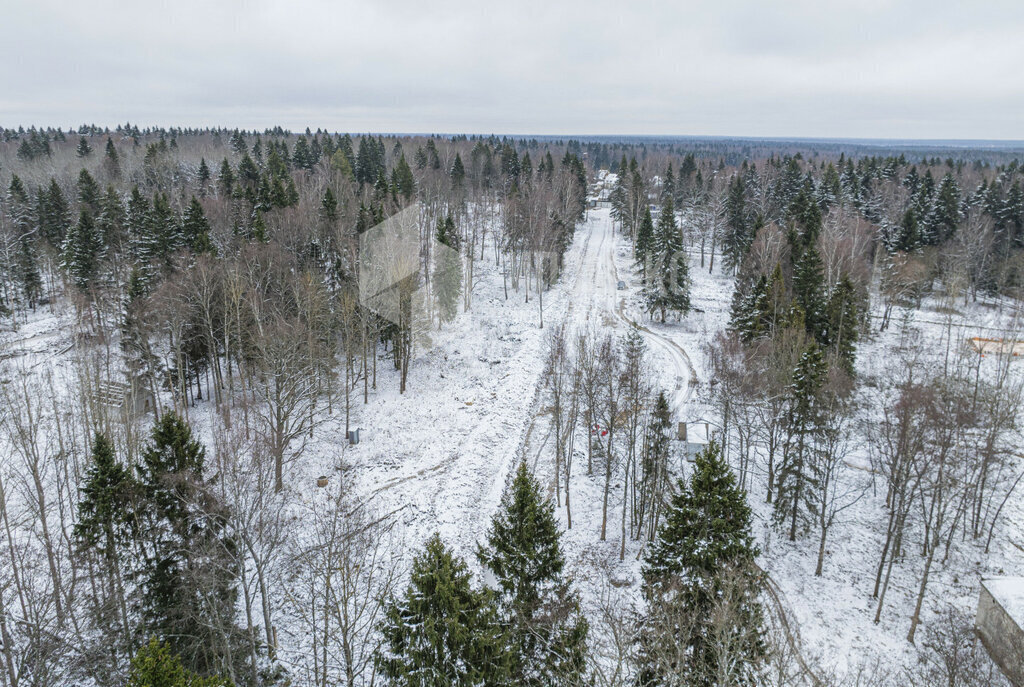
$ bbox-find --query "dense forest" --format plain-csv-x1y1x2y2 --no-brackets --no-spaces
0,124,1022,686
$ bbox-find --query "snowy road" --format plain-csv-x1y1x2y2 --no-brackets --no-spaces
347,208,697,571
585,208,697,413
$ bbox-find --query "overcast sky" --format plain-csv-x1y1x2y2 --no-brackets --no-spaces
2,0,1023,139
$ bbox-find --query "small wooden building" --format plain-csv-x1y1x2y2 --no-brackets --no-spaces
977,577,1024,686
95,379,156,417
678,421,711,462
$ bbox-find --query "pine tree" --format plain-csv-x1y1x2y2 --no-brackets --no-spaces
376,534,511,686
433,215,462,322
478,462,588,686
639,441,764,686
775,342,826,541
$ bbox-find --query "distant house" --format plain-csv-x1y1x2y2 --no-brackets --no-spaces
977,577,1024,686
588,170,618,209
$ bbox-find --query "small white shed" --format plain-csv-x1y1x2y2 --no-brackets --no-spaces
977,577,1024,686
678,421,711,462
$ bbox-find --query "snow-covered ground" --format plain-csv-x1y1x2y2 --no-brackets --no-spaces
3,206,1022,683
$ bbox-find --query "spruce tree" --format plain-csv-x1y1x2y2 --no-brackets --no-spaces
38,178,71,248
635,206,655,273
96,184,126,252
197,158,211,190
75,433,135,562
126,186,157,274
639,391,672,539
7,176,42,308
127,638,230,687
729,274,770,343
182,197,214,255
285,177,299,206
8,174,28,205
77,136,93,157
292,136,312,170
890,207,920,253
792,244,826,344
217,158,234,196
433,215,462,322
321,187,338,223
644,198,690,321
377,534,511,686
150,192,183,266
450,153,466,187
825,276,860,376
62,209,103,292
639,441,764,686
393,154,416,201
723,174,751,272
774,342,826,541
478,462,588,686
662,164,675,203
78,168,101,215
134,413,240,676
16,236,43,309
75,433,136,656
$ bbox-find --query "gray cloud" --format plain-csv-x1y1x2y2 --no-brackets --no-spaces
1,0,1022,139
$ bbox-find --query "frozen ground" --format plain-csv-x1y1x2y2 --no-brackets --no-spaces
2,207,1022,683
